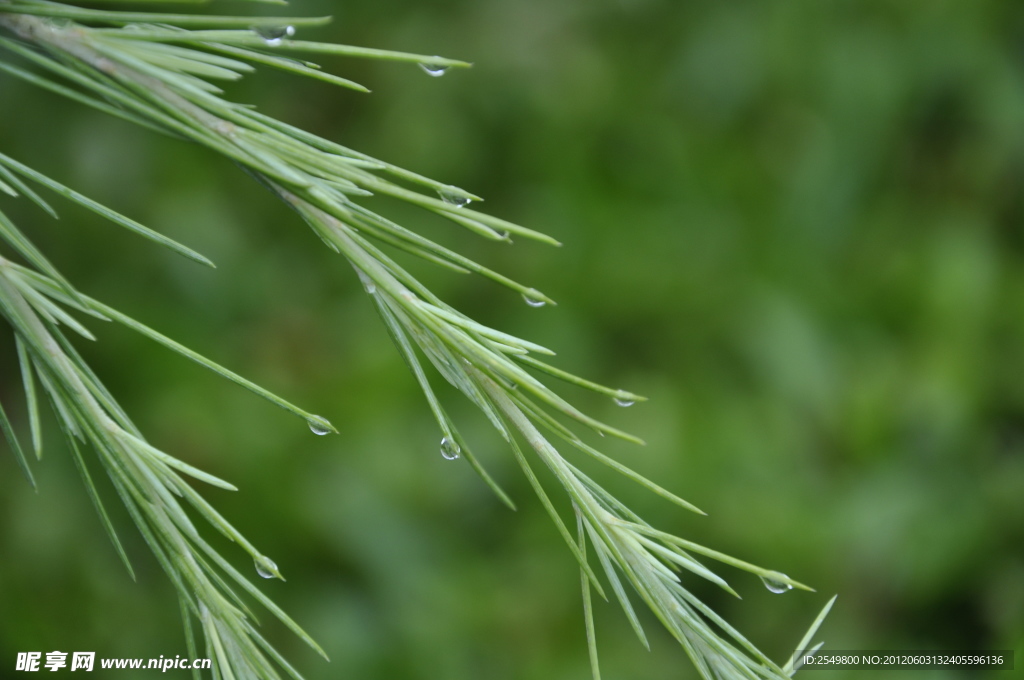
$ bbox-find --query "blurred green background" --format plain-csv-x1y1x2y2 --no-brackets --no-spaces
2,0,1023,678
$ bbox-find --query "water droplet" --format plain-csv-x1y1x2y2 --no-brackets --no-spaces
308,419,330,436
419,61,449,77
439,190,471,208
760,574,793,594
523,294,546,308
254,555,279,579
356,270,376,294
254,25,295,46
614,395,635,407
440,436,461,460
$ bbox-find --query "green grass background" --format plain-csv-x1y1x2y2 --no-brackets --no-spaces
1,1,1023,678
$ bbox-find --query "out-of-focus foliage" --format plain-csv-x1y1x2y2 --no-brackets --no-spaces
1,1,1022,679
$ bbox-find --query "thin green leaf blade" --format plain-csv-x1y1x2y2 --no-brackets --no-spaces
0,397,36,488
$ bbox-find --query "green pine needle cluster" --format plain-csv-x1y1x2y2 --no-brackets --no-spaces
0,2,834,678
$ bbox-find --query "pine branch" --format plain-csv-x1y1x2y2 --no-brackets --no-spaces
0,3,833,679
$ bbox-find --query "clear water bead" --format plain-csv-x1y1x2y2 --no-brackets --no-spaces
760,574,793,594
523,294,547,308
419,62,450,77
614,396,635,407
357,269,377,294
440,436,461,460
308,419,330,436
439,190,471,208
255,25,295,46
254,555,279,579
